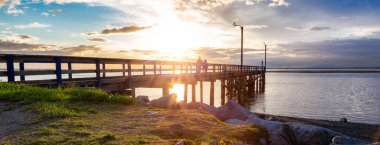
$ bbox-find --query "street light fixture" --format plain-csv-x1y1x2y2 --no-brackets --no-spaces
233,22,244,70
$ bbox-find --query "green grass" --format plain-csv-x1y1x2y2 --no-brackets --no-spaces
0,82,134,118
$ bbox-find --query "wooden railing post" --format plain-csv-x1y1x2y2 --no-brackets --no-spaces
6,55,15,82
213,65,215,73
19,62,25,81
55,57,62,86
68,62,72,80
95,59,101,87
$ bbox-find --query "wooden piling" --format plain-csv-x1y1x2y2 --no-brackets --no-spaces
200,81,203,103
184,83,188,103
221,79,226,105
163,87,169,96
132,87,136,98
210,80,215,106
192,83,196,102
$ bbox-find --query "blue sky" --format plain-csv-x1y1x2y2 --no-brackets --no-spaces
1,0,380,67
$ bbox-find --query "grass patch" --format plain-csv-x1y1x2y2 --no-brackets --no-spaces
33,102,76,118
0,83,134,105
73,129,92,136
0,82,134,119
40,127,58,135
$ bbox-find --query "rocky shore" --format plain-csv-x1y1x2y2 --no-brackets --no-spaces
139,94,380,145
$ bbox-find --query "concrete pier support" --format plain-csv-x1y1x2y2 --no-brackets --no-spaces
221,79,226,105
210,80,215,106
192,83,196,102
162,87,169,96
131,87,136,98
200,81,203,103
184,83,188,103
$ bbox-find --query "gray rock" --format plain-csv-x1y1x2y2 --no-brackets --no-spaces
288,122,338,145
246,114,295,145
339,118,348,123
186,102,217,113
214,100,251,121
136,95,150,104
225,119,247,125
332,136,343,144
148,94,177,108
175,142,184,145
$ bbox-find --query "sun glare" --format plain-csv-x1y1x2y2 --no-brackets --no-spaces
170,84,185,102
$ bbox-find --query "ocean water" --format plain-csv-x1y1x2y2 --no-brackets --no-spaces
1,70,379,124
250,73,380,125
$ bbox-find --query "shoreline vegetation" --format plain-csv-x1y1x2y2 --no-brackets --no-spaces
0,83,267,144
0,83,379,145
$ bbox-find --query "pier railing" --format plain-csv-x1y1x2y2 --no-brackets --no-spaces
0,54,264,85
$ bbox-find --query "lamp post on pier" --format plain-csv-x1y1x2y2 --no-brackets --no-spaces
233,22,244,71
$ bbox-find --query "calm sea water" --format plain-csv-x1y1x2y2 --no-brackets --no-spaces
250,73,380,125
1,71,379,124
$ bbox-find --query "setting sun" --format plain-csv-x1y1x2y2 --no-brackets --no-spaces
170,84,185,102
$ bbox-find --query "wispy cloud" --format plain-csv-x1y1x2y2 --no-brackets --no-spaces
14,22,50,29
0,33,39,43
88,38,107,42
286,26,304,31
100,25,152,35
310,26,331,31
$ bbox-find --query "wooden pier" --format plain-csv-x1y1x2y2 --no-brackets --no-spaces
0,54,266,106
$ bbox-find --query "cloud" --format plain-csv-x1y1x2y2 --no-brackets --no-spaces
5,0,24,15
310,26,331,31
100,25,152,35
0,0,6,7
62,45,104,54
88,38,107,42
41,12,49,16
268,0,289,7
0,40,54,51
0,40,106,56
286,26,304,31
14,22,50,29
0,33,39,43
273,38,380,67
246,25,269,29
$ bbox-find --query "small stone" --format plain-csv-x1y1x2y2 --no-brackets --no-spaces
175,142,184,145
332,136,342,144
339,118,348,123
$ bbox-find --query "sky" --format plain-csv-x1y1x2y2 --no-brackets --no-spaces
1,0,380,68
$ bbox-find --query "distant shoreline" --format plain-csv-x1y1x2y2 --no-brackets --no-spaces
267,70,380,73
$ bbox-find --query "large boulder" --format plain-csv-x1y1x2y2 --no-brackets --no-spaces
136,95,150,104
148,94,177,108
214,100,252,121
288,122,337,145
246,115,295,145
185,102,217,113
